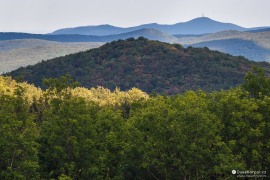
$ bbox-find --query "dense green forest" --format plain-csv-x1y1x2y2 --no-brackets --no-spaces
1,67,270,179
8,37,270,94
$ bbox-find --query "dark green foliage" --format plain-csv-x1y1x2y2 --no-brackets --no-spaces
8,38,270,94
210,88,267,171
242,66,270,98
43,74,81,93
0,87,39,179
39,100,126,179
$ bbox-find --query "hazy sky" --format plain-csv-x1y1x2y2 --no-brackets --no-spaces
0,0,269,33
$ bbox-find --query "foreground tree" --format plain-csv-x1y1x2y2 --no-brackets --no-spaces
242,66,270,98
124,92,236,179
210,88,267,171
0,86,39,179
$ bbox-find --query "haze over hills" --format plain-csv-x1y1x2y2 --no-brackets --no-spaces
178,30,270,47
7,38,270,94
0,39,103,74
246,27,270,33
1,16,270,71
51,24,130,36
100,28,178,43
0,28,177,43
0,29,177,73
51,17,247,35
190,39,270,62
0,29,175,74
178,30,270,62
48,17,270,62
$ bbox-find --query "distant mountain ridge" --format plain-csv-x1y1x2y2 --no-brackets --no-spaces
51,17,247,35
2,16,270,68
178,29,270,62
51,24,129,36
0,28,177,43
190,38,270,62
247,28,270,33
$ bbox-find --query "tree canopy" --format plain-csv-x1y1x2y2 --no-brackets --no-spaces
0,71,269,179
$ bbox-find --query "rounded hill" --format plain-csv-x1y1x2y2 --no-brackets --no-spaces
7,37,270,94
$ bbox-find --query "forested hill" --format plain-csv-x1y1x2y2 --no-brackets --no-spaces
7,37,270,94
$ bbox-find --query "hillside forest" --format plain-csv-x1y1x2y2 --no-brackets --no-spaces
0,67,270,179
8,38,270,94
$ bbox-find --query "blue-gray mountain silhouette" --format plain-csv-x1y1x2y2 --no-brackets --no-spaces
51,17,246,35
0,28,177,43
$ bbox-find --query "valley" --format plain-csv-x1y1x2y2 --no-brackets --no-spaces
0,39,103,73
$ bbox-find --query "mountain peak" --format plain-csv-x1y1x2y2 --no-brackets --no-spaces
193,17,212,20
186,17,221,24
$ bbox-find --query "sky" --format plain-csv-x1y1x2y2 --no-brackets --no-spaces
0,0,270,33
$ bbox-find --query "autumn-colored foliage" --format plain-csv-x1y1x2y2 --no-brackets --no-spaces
8,38,270,94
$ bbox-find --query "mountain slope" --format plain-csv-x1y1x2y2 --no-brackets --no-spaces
51,17,246,35
0,28,177,43
246,27,270,33
179,30,270,48
0,32,103,42
178,30,270,62
0,39,103,74
7,38,270,94
190,39,270,62
103,28,178,43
